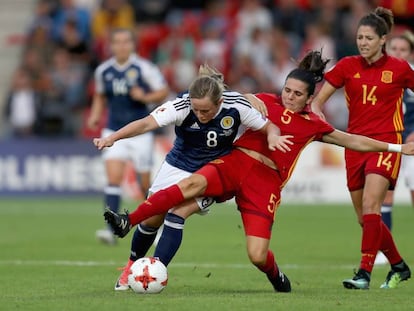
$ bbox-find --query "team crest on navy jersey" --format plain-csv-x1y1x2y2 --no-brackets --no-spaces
381,71,393,83
126,68,139,85
220,116,234,129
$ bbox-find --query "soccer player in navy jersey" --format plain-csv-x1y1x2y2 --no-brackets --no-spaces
94,63,291,290
87,28,169,245
312,8,414,289
103,50,414,292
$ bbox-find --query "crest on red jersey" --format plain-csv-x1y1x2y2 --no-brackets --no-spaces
381,71,393,83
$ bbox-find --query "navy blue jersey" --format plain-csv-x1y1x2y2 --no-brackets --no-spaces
95,54,167,131
403,88,414,141
151,91,267,172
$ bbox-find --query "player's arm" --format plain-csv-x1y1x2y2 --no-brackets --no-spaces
310,82,337,120
243,93,268,117
130,86,169,104
87,93,106,130
322,129,414,155
93,115,160,150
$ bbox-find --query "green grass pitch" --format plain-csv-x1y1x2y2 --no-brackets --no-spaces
1,198,413,311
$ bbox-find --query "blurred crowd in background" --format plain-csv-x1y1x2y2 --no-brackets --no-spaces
3,0,414,139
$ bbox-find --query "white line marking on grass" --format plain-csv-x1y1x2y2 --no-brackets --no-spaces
0,260,355,270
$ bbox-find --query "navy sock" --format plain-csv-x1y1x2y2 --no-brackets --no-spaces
129,223,159,261
105,185,121,213
381,204,392,231
153,213,185,266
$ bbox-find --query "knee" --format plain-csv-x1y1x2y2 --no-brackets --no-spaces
178,175,207,196
247,249,267,267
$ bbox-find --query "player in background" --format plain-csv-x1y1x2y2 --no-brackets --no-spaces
311,8,414,289
94,64,290,290
103,50,414,292
87,28,169,245
375,30,414,265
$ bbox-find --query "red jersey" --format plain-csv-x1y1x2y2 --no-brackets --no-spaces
324,53,414,138
233,93,334,185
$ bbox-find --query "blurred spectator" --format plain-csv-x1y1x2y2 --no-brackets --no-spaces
26,22,56,67
299,21,337,63
91,0,135,41
127,0,170,23
338,0,372,58
27,0,55,40
72,0,99,11
57,17,90,63
52,0,91,44
38,48,88,136
4,68,41,138
377,0,414,29
263,27,296,93
234,26,272,71
235,0,273,47
20,47,49,93
227,53,266,94
272,0,307,58
197,18,228,73
155,10,198,92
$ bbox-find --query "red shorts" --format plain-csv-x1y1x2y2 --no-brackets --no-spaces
345,133,402,191
195,149,282,239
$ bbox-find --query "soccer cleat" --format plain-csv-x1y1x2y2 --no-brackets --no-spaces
342,269,370,289
95,228,116,245
114,259,134,291
268,270,291,292
380,262,411,289
104,208,132,238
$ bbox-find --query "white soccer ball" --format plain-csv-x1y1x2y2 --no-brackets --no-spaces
128,257,168,294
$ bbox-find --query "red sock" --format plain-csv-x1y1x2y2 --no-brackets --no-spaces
379,222,402,265
257,250,278,280
360,214,382,273
128,185,184,226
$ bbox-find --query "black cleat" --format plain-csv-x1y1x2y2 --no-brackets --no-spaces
268,270,291,292
342,269,370,290
103,208,131,238
380,261,411,289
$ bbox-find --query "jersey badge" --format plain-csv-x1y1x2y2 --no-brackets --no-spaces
190,122,200,129
126,68,139,85
381,71,393,84
353,72,360,78
220,116,234,129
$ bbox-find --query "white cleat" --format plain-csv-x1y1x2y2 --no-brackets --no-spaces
96,228,116,245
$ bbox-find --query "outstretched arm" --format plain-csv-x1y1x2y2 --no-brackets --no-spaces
311,82,337,120
322,129,414,155
93,115,160,150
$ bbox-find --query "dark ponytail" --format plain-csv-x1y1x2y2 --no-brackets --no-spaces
286,50,330,95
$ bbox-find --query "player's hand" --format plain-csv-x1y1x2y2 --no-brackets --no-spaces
130,86,146,102
268,135,294,152
249,96,268,117
402,141,414,155
310,102,326,120
93,137,114,150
